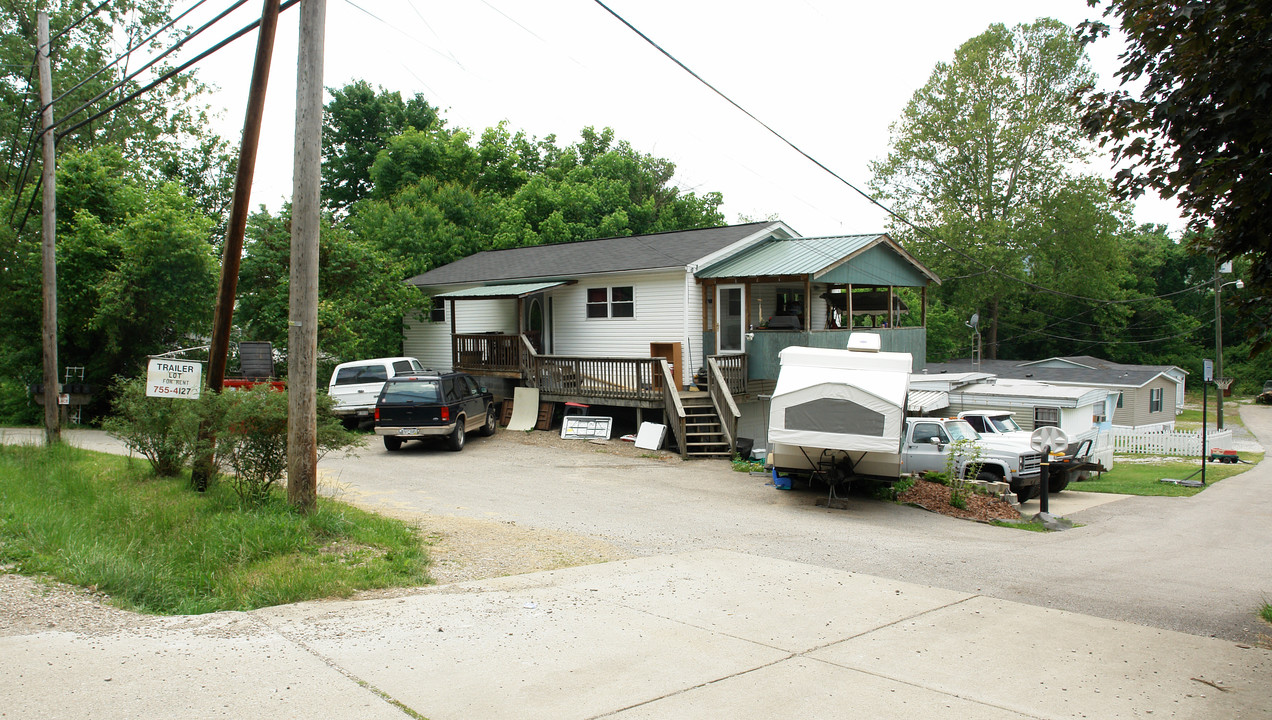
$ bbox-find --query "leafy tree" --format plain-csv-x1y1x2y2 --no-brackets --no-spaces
322,80,441,211
236,206,422,376
872,19,1134,359
1078,0,1272,348
0,147,218,417
1,0,224,197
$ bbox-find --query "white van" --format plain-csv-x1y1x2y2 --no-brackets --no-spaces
328,357,426,426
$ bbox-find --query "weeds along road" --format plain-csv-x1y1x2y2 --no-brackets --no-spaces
10,407,1271,645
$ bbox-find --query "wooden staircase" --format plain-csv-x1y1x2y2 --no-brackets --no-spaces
680,393,732,458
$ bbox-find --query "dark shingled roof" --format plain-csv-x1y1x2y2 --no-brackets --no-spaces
408,222,782,287
925,358,1181,389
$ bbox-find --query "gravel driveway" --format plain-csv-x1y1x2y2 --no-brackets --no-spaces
320,408,1272,645
5,408,1271,646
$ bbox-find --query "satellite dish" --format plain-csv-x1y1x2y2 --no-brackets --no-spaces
1030,426,1070,453
966,313,979,330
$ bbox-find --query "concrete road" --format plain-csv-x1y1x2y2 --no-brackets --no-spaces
13,406,1272,644
310,406,1272,645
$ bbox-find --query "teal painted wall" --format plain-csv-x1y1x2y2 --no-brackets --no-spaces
817,245,931,287
746,328,927,380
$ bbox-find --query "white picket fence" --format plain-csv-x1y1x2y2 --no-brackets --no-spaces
1110,427,1233,456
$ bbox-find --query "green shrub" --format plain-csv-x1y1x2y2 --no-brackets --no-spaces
102,376,204,476
945,437,984,509
214,385,357,505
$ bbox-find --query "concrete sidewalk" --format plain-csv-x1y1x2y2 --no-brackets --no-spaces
4,550,1268,719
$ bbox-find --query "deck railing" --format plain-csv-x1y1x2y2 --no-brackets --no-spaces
659,359,687,458
706,357,741,453
453,333,522,373
708,354,747,394
515,335,662,403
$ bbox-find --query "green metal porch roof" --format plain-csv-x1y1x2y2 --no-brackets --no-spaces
695,234,939,285
432,281,568,300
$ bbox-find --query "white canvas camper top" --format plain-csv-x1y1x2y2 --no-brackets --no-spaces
768,344,912,457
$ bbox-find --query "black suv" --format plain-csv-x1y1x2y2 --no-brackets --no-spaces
373,371,495,452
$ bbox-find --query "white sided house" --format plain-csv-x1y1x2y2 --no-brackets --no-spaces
923,357,1185,430
908,373,1116,471
404,221,940,457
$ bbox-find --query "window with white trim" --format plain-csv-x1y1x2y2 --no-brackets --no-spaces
429,302,445,323
1149,387,1164,413
586,286,635,319
1034,407,1060,429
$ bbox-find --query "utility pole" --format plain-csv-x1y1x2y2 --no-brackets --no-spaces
1214,260,1225,431
190,0,282,490
37,11,60,446
287,0,325,512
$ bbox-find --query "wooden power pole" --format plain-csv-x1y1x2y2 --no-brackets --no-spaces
190,0,281,490
37,11,60,446
287,0,326,512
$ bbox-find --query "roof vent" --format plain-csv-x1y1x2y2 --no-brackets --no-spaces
846,332,881,352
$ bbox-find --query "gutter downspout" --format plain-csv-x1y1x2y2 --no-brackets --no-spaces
684,263,695,388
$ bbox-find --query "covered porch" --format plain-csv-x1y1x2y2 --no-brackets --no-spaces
694,234,939,378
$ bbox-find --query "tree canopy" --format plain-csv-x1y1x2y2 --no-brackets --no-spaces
1078,0,1272,349
872,19,1125,359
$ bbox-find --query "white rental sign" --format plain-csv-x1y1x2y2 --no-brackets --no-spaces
146,359,203,399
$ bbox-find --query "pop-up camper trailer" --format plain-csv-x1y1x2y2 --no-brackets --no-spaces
767,336,912,480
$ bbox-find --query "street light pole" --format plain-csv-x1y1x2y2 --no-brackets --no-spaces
1214,266,1245,432
1215,261,1224,430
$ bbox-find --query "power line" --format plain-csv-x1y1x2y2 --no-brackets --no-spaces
51,0,211,109
591,0,1184,310
53,0,256,140
49,0,113,43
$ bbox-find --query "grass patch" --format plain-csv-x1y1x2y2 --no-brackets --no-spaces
1070,452,1262,496
1261,602,1272,625
990,519,1050,532
0,443,430,614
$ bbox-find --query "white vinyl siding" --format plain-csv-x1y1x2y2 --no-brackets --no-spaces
553,270,694,385
403,291,517,370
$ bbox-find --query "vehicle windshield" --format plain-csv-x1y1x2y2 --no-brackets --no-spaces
381,380,441,403
945,420,981,442
989,415,1022,433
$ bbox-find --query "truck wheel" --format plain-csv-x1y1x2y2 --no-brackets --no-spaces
448,419,466,451
480,404,496,437
384,436,402,452
974,471,1000,484
1048,471,1070,493
1014,483,1037,504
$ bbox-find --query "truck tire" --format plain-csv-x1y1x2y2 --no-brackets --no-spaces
384,436,402,452
1014,482,1037,504
447,419,466,451
1048,470,1070,493
479,404,496,437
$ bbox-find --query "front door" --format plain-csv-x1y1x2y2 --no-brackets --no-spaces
716,285,745,353
526,297,544,353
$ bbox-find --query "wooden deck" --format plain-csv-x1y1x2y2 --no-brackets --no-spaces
451,334,742,457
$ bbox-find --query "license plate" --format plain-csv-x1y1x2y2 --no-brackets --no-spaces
398,428,420,436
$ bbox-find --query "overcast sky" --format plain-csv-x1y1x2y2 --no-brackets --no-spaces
170,0,1183,237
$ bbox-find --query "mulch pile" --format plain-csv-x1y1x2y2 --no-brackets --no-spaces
897,479,1023,523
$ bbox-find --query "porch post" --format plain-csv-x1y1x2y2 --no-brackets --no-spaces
847,284,854,329
449,299,458,368
921,286,927,328
888,285,895,327
803,276,812,332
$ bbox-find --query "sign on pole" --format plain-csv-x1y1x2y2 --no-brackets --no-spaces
146,358,203,399
1203,359,1214,382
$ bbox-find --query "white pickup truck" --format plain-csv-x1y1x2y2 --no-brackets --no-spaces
900,417,1043,503
958,411,1102,492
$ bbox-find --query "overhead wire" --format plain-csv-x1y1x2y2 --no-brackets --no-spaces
10,0,303,234
590,0,1202,319
52,0,257,140
49,0,113,43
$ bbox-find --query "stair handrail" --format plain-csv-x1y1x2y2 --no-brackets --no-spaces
658,358,688,458
706,357,741,454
